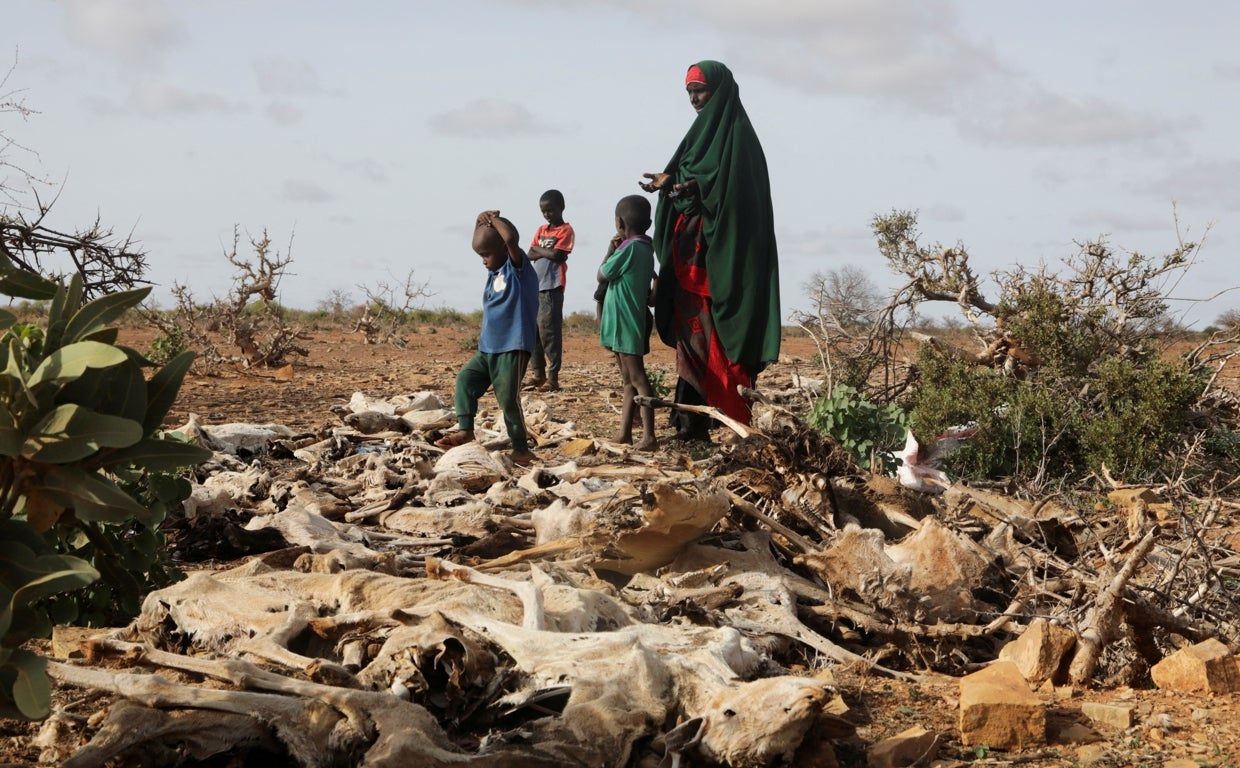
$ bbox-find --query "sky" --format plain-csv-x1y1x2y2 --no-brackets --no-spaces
4,0,1239,328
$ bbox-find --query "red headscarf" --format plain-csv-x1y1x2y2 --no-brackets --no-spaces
685,64,706,86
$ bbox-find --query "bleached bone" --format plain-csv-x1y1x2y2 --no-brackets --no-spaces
427,559,550,630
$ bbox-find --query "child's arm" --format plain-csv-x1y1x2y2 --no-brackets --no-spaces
528,243,569,264
488,215,527,267
597,232,624,283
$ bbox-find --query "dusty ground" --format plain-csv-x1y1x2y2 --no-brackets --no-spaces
5,323,1239,766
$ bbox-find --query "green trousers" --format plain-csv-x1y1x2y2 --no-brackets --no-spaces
453,350,531,452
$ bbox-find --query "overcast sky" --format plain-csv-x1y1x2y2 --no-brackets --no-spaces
4,1,1239,327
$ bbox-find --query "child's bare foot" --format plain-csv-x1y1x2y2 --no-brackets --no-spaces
632,436,659,452
434,430,475,449
509,449,537,467
612,431,633,444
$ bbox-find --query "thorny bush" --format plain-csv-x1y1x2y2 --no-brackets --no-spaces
802,209,1240,494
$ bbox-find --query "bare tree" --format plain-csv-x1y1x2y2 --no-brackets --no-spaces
789,264,901,394
354,270,433,347
2,53,149,298
1,50,40,207
149,227,306,371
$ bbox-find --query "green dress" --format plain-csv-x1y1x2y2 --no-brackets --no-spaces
651,60,781,425
599,236,655,356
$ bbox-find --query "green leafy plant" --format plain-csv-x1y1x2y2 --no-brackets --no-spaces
147,325,188,365
0,256,213,718
808,384,909,474
647,365,671,400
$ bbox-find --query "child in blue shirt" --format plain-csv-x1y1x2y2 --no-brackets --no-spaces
434,210,539,466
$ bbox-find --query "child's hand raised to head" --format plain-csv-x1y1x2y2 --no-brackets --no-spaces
475,210,500,229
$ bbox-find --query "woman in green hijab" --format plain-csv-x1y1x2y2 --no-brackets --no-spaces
640,60,781,439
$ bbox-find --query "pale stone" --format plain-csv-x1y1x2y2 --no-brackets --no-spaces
1053,723,1101,744
998,618,1076,685
867,725,939,768
1081,702,1134,729
959,661,1046,749
1076,743,1109,765
51,625,107,660
1150,638,1240,694
559,437,598,456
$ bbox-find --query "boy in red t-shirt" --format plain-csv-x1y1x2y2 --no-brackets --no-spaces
525,189,575,392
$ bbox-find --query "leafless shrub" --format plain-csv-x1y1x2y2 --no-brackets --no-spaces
149,226,307,372
354,269,432,347
1,51,43,208
2,201,149,300
788,264,910,396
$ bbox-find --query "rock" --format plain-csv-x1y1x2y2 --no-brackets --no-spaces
997,618,1076,685
959,661,1046,749
1076,743,1109,765
1150,638,1240,694
867,725,940,767
559,437,598,456
1080,702,1134,729
1052,723,1101,744
51,625,107,660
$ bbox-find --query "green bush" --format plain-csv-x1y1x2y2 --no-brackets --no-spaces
907,344,1206,487
0,257,212,718
647,366,671,400
147,326,189,365
808,384,909,474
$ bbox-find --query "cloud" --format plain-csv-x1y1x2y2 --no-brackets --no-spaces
61,0,185,71
253,58,323,96
283,179,333,203
428,100,556,137
960,89,1182,147
105,79,243,117
265,101,304,125
1068,209,1174,234
718,1,1010,113
1215,61,1240,80
1149,159,1240,212
350,158,389,184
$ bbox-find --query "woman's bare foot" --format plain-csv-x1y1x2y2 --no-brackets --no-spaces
434,429,475,449
612,430,633,444
510,449,537,467
632,436,659,452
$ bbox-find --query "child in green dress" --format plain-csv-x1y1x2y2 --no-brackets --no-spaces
596,195,658,451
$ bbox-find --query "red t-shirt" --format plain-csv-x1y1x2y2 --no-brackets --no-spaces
529,222,575,290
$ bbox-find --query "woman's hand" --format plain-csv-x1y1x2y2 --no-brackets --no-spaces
670,178,698,198
639,173,671,193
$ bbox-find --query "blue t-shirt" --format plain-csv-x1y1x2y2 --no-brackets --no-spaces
479,256,538,354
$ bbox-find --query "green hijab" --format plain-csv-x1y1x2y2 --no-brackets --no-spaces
653,59,781,371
